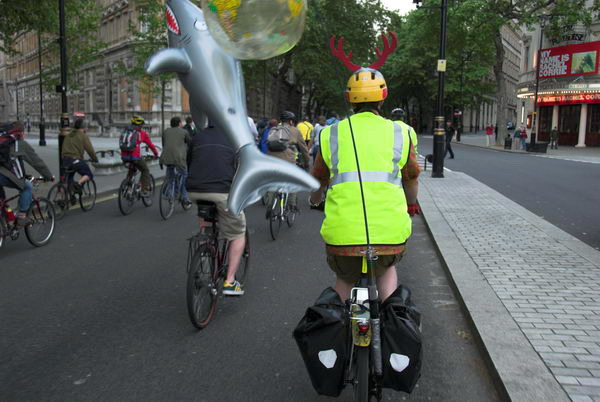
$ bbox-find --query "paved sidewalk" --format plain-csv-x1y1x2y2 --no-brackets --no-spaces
419,171,600,401
454,134,600,164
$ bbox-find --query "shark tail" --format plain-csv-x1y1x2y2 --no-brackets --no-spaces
227,144,320,215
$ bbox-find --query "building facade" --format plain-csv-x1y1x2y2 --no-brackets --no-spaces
0,0,300,136
517,12,600,147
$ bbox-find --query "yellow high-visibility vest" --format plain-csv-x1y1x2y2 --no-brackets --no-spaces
319,112,412,246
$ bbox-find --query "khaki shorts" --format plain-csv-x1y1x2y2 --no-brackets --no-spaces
326,253,404,284
188,192,246,240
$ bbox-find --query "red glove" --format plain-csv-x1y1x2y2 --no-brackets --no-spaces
407,204,421,216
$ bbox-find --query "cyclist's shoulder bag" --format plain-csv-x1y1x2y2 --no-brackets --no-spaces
119,126,139,152
293,287,349,397
266,125,291,152
380,284,423,393
0,124,19,170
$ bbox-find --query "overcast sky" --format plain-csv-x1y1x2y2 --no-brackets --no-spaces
380,0,416,15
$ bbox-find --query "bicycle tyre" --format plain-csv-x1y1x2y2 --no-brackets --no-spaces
47,183,69,220
269,195,282,240
159,179,175,220
79,180,97,212
24,198,55,247
235,230,251,286
118,179,135,215
186,245,218,329
0,214,7,248
353,346,371,402
142,175,155,207
286,206,296,228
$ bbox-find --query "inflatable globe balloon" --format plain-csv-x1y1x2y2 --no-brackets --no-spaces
200,0,307,60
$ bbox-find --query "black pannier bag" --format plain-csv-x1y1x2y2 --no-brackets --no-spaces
380,285,423,393
293,287,350,397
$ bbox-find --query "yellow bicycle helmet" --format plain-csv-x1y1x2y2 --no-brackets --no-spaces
131,115,145,126
345,67,388,103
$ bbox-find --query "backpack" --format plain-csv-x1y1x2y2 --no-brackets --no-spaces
0,124,19,170
119,126,139,152
266,125,292,152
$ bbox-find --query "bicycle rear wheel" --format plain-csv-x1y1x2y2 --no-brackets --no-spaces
269,195,282,240
353,346,371,402
286,206,297,228
79,180,97,211
235,230,251,286
47,183,69,220
118,179,135,215
24,198,55,247
186,245,218,329
159,179,175,220
142,175,155,207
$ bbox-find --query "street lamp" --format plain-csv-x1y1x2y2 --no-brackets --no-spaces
57,0,69,171
414,0,448,178
37,31,46,146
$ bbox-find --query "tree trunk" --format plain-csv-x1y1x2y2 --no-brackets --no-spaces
493,29,508,145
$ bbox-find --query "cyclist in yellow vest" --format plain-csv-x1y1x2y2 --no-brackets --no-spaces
297,118,314,146
309,68,421,301
391,108,418,155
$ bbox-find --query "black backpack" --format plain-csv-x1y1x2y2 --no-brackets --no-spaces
119,126,140,152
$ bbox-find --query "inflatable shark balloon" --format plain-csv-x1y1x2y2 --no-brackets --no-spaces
145,0,319,215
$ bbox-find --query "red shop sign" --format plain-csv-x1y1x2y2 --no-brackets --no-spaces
537,92,600,105
538,41,600,78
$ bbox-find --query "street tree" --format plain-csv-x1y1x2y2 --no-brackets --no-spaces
457,0,600,144
125,0,176,134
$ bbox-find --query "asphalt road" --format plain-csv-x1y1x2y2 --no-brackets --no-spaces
419,140,600,250
0,195,499,401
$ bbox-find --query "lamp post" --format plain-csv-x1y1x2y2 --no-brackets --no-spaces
530,19,547,147
37,31,46,146
414,0,449,178
57,0,69,171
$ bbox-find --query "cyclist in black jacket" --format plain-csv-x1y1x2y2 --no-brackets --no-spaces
186,122,246,296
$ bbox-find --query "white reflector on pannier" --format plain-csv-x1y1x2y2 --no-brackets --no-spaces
318,349,338,369
390,353,410,373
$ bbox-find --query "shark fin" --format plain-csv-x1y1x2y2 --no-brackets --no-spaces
145,48,191,75
227,144,320,216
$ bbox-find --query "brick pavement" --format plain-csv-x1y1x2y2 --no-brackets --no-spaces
420,171,600,401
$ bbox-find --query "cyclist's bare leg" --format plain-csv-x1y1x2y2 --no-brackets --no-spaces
78,175,91,185
225,234,245,283
376,266,398,301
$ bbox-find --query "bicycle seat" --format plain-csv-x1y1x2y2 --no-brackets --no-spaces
196,201,218,222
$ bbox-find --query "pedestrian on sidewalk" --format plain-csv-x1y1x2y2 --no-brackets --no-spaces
444,120,455,159
519,126,528,150
485,124,494,146
513,126,521,150
550,126,559,149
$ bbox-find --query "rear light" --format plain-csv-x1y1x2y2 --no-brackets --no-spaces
358,322,370,335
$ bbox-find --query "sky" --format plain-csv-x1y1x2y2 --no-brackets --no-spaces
380,0,416,15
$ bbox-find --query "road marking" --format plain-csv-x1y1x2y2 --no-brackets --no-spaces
533,155,600,164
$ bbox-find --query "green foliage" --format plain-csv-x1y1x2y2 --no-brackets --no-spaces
0,0,105,91
124,0,175,97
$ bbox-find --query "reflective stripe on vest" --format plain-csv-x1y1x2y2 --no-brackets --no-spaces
329,122,403,187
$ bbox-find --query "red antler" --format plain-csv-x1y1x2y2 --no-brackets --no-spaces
329,35,361,72
368,32,397,70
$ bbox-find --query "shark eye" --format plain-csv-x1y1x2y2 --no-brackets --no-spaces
194,20,207,31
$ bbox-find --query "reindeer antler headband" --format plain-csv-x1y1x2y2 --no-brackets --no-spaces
329,32,398,72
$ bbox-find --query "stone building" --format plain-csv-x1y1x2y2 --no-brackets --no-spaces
517,9,600,147
0,0,301,136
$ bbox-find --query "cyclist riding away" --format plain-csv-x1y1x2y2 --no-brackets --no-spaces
0,121,53,226
266,111,310,212
297,117,314,146
159,116,192,206
391,107,418,155
120,116,159,197
186,122,247,296
61,116,99,193
309,68,421,302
